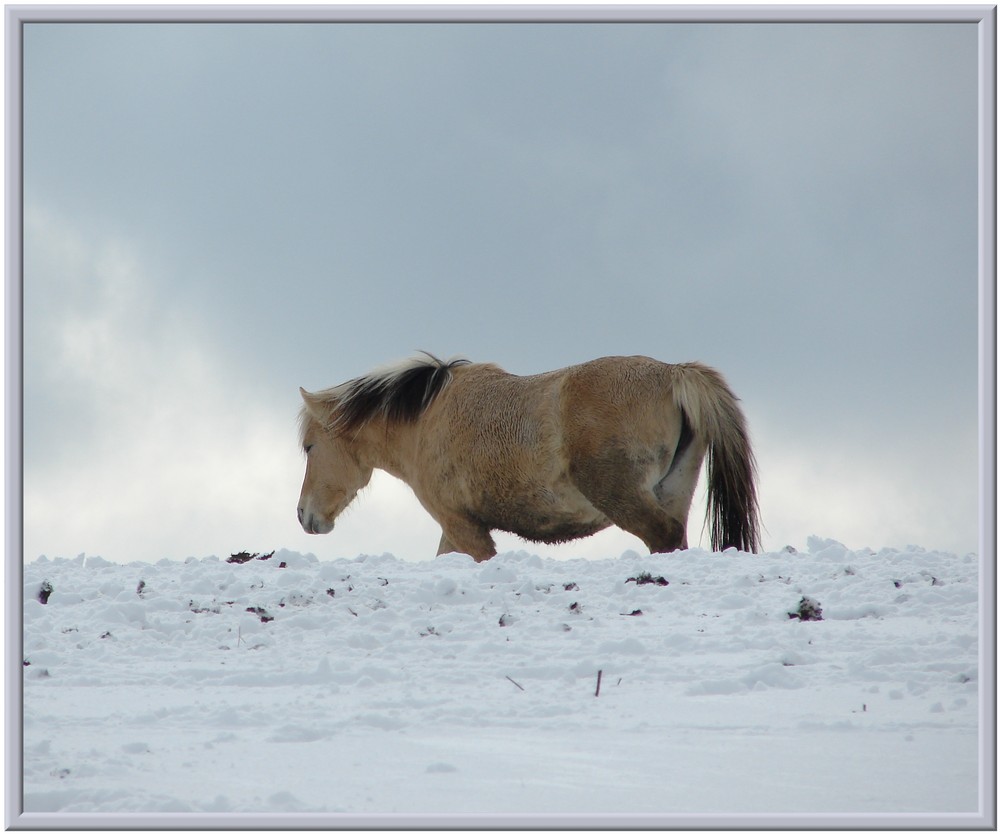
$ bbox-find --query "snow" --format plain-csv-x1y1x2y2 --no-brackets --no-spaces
17,538,984,824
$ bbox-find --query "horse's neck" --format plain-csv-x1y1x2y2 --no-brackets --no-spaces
353,417,420,481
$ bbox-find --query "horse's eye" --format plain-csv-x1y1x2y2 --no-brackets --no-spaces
304,444,314,454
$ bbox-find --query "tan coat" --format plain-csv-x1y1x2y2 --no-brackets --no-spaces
298,354,760,561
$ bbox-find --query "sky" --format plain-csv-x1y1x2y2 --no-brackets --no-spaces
19,19,983,563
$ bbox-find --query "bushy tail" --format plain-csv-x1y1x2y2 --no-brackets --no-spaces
671,363,761,553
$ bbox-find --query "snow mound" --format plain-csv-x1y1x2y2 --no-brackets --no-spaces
20,542,980,817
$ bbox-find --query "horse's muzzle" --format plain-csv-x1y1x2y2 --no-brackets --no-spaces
298,506,334,535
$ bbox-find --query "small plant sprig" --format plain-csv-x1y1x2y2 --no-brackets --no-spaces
626,572,669,586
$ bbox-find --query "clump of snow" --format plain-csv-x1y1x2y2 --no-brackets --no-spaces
20,540,980,818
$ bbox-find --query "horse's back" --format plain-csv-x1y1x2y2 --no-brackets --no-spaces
437,355,684,453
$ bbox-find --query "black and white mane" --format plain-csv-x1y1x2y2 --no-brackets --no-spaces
315,353,470,433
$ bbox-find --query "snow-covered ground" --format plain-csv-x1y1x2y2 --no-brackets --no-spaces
17,538,985,826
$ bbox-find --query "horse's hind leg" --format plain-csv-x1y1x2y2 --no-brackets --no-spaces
616,501,688,554
569,446,691,554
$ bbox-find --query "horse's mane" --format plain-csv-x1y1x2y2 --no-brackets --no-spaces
310,353,471,434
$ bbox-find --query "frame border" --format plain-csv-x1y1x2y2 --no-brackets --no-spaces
5,4,996,830
2,3,998,21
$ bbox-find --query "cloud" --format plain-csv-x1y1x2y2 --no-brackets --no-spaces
23,208,304,562
753,422,979,555
19,22,982,562
20,195,979,563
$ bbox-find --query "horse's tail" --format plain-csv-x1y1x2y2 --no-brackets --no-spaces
670,363,761,553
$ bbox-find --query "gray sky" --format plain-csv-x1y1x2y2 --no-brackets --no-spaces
21,21,981,563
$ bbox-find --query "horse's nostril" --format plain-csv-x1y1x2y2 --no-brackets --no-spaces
297,506,304,525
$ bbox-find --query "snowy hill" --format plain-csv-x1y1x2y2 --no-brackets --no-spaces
18,539,982,824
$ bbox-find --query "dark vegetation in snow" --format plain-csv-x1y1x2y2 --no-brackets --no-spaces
789,595,824,621
626,572,669,586
246,606,274,623
227,551,276,565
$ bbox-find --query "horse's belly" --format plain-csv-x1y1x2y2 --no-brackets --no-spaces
484,485,610,545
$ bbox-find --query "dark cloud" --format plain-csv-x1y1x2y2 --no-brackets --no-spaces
22,22,981,560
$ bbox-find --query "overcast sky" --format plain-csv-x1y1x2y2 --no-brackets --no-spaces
21,20,982,563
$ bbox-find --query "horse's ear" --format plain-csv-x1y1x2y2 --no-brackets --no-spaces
300,388,335,426
299,387,321,417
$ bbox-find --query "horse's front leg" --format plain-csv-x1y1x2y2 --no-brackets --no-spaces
435,517,497,562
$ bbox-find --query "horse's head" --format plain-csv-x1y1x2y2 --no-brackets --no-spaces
297,388,373,535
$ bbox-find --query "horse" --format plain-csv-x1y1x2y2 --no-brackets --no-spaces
297,353,760,561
